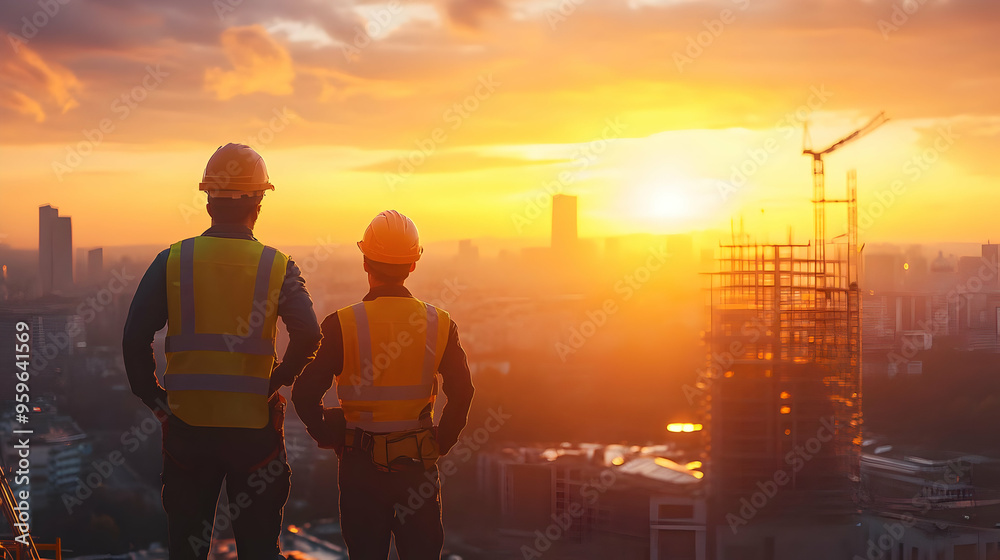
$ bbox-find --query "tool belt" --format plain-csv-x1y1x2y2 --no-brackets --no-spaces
345,427,440,472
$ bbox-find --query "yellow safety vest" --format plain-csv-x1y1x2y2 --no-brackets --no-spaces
336,297,451,433
163,236,288,428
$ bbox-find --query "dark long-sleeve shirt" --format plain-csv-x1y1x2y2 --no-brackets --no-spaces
292,284,474,453
122,224,322,414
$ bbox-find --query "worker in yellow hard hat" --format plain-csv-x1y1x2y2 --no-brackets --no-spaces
123,143,321,560
292,210,475,560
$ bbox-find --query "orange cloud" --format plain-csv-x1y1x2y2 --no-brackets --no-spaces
0,90,45,122
446,0,507,29
205,25,295,100
0,45,81,121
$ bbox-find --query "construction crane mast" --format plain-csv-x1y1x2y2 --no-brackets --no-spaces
803,111,888,489
803,111,888,287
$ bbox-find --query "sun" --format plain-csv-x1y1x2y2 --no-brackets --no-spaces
645,185,695,220
622,173,713,232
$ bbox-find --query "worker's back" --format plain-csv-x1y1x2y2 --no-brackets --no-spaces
163,235,287,429
336,297,451,434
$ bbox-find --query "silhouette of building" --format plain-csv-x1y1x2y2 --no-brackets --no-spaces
862,243,1000,366
39,205,73,294
479,444,704,558
87,248,104,285
551,194,578,257
75,247,87,287
457,239,479,262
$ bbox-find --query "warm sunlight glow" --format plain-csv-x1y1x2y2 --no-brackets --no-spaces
643,183,694,221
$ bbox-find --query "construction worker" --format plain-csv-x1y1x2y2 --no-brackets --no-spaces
122,143,322,560
292,210,474,560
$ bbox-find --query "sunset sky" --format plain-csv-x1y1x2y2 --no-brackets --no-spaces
0,0,997,250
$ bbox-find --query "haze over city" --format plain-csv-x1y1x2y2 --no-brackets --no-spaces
1,0,999,559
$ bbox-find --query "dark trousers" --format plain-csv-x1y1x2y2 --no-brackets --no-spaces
338,448,444,560
161,409,290,560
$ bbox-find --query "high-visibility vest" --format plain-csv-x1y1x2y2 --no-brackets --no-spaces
163,236,288,428
336,297,451,433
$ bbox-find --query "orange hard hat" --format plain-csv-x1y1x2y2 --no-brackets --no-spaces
358,210,422,264
199,143,274,198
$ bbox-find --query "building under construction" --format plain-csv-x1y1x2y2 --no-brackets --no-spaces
701,115,885,542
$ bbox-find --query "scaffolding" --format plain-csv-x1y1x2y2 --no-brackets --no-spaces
702,171,863,520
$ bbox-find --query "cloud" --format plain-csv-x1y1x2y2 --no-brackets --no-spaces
446,0,506,29
0,90,45,122
0,44,81,122
205,25,295,100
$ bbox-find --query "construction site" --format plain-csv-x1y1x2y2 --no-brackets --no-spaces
701,115,885,539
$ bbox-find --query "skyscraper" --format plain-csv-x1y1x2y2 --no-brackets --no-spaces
87,248,104,285
39,205,73,295
551,194,578,257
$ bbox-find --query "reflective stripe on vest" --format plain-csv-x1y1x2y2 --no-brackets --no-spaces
336,297,450,433
163,236,287,428
163,373,270,395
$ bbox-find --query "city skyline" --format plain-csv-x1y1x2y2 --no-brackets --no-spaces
1,1,997,249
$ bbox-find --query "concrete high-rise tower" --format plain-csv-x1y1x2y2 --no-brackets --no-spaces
39,205,73,294
87,248,104,285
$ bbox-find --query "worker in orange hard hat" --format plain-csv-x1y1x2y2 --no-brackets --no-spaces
123,143,321,560
293,210,475,560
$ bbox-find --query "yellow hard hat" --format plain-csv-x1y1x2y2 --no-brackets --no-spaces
199,143,275,198
358,210,423,264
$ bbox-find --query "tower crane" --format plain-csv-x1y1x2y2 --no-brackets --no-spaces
803,112,888,284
